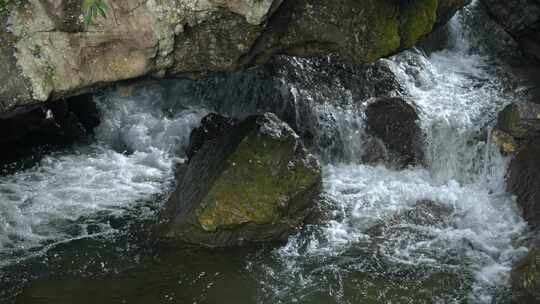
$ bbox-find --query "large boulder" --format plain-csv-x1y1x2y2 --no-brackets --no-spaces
493,102,540,229
0,0,469,111
161,112,321,247
364,97,424,167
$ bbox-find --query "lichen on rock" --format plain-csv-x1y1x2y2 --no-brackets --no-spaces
400,0,439,49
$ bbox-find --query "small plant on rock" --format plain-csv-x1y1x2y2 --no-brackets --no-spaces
83,0,108,25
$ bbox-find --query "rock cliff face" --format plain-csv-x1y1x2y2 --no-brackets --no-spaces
0,0,469,111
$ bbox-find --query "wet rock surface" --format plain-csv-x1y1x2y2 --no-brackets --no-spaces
162,112,321,247
508,140,540,230
186,113,238,160
497,102,540,139
493,102,540,229
0,0,469,111
492,101,540,154
150,55,405,161
482,0,540,61
364,97,424,168
493,100,540,302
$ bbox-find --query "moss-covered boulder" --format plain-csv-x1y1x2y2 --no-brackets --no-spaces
161,112,321,247
512,245,540,303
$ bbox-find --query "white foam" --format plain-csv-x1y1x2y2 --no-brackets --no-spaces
0,89,208,264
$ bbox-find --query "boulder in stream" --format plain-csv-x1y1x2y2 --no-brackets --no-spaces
364,97,424,168
161,112,322,247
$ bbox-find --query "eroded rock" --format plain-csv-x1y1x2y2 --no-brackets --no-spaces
161,112,321,247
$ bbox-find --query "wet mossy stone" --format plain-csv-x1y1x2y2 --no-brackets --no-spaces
512,245,540,303
162,112,321,247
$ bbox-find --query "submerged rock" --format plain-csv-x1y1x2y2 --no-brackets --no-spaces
364,200,454,249
0,0,469,111
161,112,321,247
364,97,424,167
346,200,455,260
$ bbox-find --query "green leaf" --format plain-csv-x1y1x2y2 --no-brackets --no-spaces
83,0,108,26
97,5,106,18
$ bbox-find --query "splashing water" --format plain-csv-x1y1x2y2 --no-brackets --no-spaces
0,88,208,266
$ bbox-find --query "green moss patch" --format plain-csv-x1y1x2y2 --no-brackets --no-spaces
196,130,319,232
400,0,439,49
366,0,401,62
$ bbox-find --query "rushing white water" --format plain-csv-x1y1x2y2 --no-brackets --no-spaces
0,2,530,303
0,89,207,265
